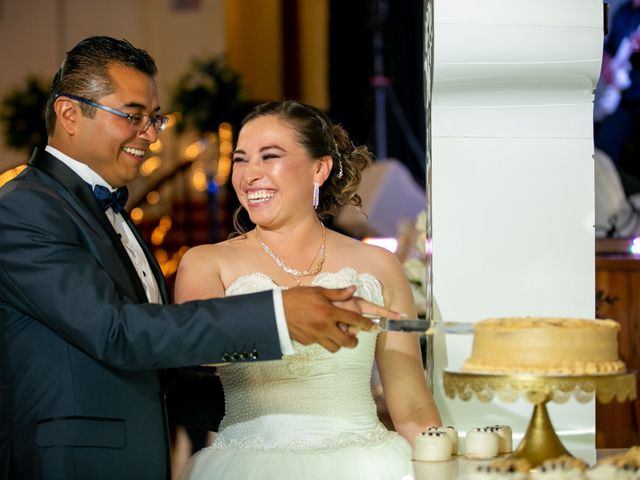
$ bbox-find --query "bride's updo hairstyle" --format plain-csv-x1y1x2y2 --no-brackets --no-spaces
238,100,372,223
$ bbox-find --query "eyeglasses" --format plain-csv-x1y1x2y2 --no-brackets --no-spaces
56,92,169,134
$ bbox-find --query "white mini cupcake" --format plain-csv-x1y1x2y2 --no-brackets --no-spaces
465,427,500,460
487,425,513,454
584,464,623,480
413,430,453,462
467,458,530,480
530,455,588,479
586,454,640,480
425,425,459,455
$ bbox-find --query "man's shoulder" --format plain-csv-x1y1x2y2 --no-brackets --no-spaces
0,166,59,202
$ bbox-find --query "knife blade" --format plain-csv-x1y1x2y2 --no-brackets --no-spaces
382,319,431,332
363,316,477,334
364,315,431,332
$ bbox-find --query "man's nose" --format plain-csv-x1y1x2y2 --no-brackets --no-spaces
137,122,158,143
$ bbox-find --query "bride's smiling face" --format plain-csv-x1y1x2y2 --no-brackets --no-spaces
232,115,323,228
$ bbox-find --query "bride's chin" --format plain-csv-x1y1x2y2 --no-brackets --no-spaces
246,211,274,226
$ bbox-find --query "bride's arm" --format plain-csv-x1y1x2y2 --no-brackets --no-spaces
373,249,442,448
167,244,227,431
174,244,226,303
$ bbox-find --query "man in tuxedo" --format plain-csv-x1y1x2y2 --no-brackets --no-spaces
0,36,386,480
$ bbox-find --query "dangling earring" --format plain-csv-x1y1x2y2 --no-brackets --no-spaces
334,139,344,179
313,181,320,209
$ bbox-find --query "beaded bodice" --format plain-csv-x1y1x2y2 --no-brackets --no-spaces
214,268,393,452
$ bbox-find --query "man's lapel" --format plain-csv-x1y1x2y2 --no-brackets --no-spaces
121,210,169,304
28,148,150,303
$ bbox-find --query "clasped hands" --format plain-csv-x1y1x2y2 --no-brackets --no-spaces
282,286,401,353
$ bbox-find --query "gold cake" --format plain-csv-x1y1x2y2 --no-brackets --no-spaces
462,317,626,375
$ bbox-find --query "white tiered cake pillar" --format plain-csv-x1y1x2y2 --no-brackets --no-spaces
429,0,604,453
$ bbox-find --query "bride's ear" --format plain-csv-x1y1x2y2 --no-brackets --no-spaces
314,155,333,186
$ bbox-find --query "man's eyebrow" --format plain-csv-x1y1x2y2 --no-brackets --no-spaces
121,101,161,113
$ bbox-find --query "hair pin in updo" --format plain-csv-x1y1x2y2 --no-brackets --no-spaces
333,139,344,179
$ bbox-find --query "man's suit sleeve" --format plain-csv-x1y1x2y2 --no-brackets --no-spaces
0,183,283,368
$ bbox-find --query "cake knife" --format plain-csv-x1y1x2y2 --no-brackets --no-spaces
363,316,475,334
364,315,431,332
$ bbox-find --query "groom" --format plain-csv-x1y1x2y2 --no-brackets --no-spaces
0,36,385,480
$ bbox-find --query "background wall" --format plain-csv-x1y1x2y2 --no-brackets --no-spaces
0,0,226,169
0,0,331,171
430,0,603,455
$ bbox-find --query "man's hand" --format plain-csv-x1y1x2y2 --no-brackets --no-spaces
333,296,404,336
282,286,399,353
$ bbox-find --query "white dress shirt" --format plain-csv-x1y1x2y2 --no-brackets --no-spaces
45,145,294,354
46,145,161,304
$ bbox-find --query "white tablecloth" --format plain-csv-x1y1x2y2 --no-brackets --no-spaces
412,449,626,479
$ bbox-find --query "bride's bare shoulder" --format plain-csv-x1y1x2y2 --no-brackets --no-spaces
177,237,244,277
175,236,255,300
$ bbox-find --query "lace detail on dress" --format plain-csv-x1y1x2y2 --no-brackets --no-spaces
225,267,383,304
214,268,390,452
212,421,397,453
225,272,279,296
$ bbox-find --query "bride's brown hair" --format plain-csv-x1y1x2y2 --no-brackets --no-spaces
232,100,372,234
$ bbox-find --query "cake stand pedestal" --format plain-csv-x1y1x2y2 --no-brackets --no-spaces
442,370,636,467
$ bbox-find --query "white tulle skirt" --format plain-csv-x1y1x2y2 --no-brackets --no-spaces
180,433,414,480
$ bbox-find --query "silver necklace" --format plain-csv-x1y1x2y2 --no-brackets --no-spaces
256,224,326,282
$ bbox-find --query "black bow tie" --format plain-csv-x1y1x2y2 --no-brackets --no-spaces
91,184,129,213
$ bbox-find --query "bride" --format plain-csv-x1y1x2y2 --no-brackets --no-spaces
174,100,441,479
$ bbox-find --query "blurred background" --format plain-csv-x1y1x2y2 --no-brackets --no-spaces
0,0,427,298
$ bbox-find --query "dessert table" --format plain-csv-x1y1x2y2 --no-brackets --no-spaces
411,448,626,479
442,369,636,467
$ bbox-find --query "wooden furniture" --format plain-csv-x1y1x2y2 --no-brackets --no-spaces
595,254,640,447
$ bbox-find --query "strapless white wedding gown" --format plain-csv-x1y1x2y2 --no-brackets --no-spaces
180,268,414,480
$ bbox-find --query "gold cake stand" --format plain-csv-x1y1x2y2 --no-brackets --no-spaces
443,370,637,467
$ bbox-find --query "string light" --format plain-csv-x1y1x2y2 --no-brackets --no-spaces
149,139,163,153
140,156,161,176
215,122,233,185
146,191,160,205
185,141,206,160
0,165,26,188
130,207,144,223
192,169,207,191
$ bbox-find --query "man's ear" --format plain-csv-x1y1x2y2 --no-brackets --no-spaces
53,97,79,135
315,155,333,186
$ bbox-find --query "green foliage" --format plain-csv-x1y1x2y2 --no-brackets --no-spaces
0,76,49,153
170,57,244,135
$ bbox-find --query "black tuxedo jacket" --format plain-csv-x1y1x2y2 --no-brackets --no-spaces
0,149,282,479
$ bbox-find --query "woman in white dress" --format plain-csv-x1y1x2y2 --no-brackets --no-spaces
175,100,441,479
